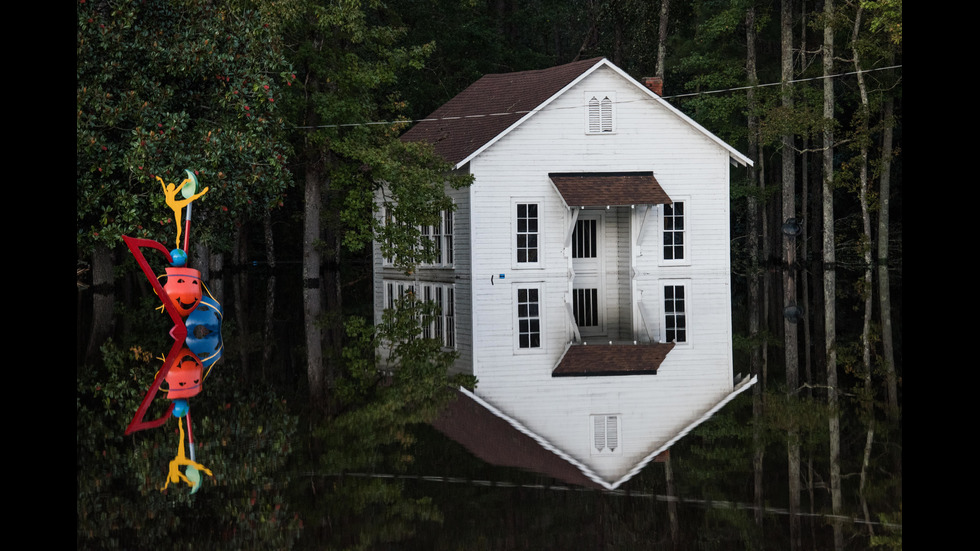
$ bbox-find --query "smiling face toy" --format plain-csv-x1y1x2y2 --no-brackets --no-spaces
165,349,204,399
164,267,203,317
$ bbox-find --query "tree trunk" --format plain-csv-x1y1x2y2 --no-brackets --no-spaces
853,5,877,542
234,225,250,379
780,2,801,549
322,185,344,402
878,73,901,505
209,249,224,306
823,1,843,548
745,2,765,530
304,157,326,413
656,0,670,79
664,453,679,547
878,76,898,424
194,243,210,283
263,209,277,379
85,244,115,364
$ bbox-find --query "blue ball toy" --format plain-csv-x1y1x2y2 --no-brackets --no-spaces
172,399,189,418
170,248,188,267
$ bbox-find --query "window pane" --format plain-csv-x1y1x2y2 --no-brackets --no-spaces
664,202,685,261
517,287,541,349
664,285,687,343
516,203,539,264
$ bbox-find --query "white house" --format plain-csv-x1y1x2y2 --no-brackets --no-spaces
374,57,757,490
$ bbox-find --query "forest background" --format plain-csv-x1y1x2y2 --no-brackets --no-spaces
76,0,901,549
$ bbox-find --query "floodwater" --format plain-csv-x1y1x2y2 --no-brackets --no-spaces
76,262,902,550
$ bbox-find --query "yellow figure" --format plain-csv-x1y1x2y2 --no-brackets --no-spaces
158,175,209,249
160,417,213,492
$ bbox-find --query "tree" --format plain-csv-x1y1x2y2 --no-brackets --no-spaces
77,0,296,363
76,339,302,549
822,1,844,548
744,0,766,529
779,2,801,549
281,0,469,414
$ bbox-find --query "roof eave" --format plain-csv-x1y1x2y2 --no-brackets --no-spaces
445,57,753,169
600,61,755,168
452,58,609,169
606,374,759,489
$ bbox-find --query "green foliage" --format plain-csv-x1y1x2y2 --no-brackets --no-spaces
348,139,471,272
77,338,301,549
326,294,465,473
279,0,472,276
77,0,295,254
870,505,903,549
305,294,468,549
862,0,903,45
387,0,580,119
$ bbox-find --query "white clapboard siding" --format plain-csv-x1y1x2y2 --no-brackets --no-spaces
376,60,750,485
462,64,738,482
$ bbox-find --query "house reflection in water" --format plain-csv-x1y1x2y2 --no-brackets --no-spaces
432,379,754,490
376,58,757,490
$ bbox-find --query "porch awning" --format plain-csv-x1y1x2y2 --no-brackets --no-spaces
552,342,676,377
549,172,672,207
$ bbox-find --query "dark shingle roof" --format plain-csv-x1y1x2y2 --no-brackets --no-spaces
431,388,604,489
401,58,606,166
549,172,672,207
552,343,676,377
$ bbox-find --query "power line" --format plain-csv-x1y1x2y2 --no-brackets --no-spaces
312,471,902,529
293,64,901,131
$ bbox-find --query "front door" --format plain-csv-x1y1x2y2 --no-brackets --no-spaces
572,212,604,337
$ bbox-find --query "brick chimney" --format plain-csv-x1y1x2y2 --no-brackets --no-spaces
643,76,663,97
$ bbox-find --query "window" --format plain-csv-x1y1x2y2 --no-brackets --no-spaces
385,281,415,309
445,286,456,349
572,218,598,259
590,414,622,456
385,280,456,350
663,284,687,343
424,221,441,265
422,285,433,339
516,203,539,264
517,287,541,349
663,201,685,261
381,207,395,266
382,205,455,267
423,282,456,350
587,93,614,134
443,208,454,265
573,288,599,328
423,207,455,266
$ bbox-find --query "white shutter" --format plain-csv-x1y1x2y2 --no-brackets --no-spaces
600,96,613,132
588,96,601,133
591,414,622,455
605,415,619,452
593,415,606,453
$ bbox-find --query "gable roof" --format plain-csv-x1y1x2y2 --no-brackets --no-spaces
401,57,753,169
400,57,605,167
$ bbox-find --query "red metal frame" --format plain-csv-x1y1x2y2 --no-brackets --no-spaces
122,236,189,434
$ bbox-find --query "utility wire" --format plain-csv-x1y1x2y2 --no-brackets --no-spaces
315,471,902,529
293,64,901,131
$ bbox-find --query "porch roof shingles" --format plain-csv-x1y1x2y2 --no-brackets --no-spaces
549,172,672,207
400,58,606,167
552,342,676,377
